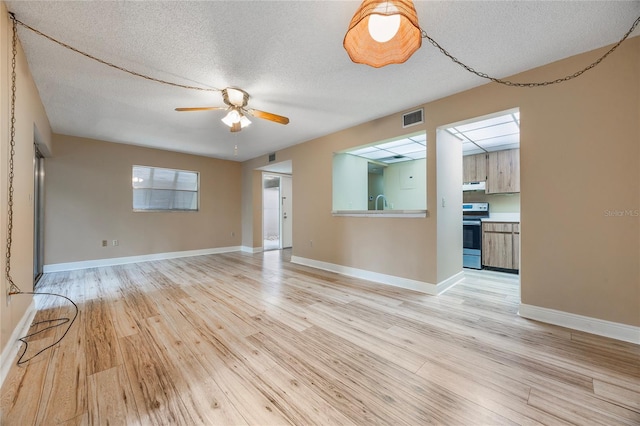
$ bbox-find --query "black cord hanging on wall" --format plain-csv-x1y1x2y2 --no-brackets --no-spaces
5,12,79,366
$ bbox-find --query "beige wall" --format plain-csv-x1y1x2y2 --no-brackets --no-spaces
45,135,242,264
429,38,639,327
243,115,438,283
1,2,53,354
242,37,639,327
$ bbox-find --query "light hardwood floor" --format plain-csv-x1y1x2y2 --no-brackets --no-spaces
1,250,639,425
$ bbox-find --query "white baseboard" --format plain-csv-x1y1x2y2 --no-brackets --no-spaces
519,303,640,345
43,246,242,273
437,271,465,295
290,256,463,295
241,246,263,254
0,300,36,388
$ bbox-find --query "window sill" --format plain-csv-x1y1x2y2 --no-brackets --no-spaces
332,210,427,218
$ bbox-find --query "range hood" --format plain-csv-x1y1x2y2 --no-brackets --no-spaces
462,181,486,192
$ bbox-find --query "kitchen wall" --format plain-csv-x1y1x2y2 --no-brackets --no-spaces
334,155,427,211
383,159,427,210
44,135,242,265
464,192,520,214
242,36,640,328
367,172,383,210
0,1,53,363
332,153,369,211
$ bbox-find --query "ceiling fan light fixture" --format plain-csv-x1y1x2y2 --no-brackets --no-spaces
178,86,288,131
344,0,422,68
222,108,252,130
221,108,241,127
223,87,249,107
239,115,252,128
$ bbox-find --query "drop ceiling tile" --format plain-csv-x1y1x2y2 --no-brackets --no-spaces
350,146,379,156
382,156,413,164
408,133,427,143
359,150,396,160
375,138,414,150
454,115,514,133
462,122,520,141
405,151,427,159
463,146,486,155
388,143,425,155
478,134,520,149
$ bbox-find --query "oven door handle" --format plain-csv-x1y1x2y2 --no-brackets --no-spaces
463,220,482,226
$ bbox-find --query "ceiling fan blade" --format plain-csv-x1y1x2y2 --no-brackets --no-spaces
248,109,290,125
175,107,226,112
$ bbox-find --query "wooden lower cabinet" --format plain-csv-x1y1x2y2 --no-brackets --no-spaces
513,224,520,269
482,222,519,271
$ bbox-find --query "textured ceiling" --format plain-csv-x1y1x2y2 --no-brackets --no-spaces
6,1,640,162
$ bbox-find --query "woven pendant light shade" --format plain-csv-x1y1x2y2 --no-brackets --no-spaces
344,0,421,68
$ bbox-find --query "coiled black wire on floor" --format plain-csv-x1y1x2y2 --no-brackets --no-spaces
10,292,79,365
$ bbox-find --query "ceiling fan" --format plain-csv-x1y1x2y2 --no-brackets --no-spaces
175,87,289,132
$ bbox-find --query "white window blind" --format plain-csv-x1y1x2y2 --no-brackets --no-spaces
132,166,199,211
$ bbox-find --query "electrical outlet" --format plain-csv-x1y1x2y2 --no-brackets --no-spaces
112,240,119,246
231,231,235,237
101,240,108,247
309,240,313,247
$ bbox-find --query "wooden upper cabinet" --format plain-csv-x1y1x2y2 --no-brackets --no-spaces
486,149,520,194
462,153,487,183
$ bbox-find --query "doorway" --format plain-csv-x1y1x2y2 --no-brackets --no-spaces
33,146,45,285
262,173,293,250
440,108,521,296
263,174,281,250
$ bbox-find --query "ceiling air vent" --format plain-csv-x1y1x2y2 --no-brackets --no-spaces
402,108,423,128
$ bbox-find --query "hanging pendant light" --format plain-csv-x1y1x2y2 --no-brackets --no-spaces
343,0,422,68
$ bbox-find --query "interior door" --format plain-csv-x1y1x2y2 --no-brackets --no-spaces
281,175,292,249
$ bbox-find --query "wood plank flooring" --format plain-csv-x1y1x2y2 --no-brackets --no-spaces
1,250,639,425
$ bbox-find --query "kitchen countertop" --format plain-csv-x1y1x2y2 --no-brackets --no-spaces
332,210,427,218
481,213,520,222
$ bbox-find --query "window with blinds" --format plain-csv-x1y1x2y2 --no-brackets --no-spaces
132,165,199,211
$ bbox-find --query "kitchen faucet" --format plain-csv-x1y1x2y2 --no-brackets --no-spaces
375,194,387,210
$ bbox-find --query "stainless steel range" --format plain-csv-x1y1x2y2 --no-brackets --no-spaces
463,202,489,269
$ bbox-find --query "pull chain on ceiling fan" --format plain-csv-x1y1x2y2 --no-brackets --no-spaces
176,87,289,132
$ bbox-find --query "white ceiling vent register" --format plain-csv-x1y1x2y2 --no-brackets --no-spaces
402,109,424,128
